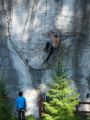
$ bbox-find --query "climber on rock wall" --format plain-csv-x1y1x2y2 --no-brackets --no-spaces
43,30,60,64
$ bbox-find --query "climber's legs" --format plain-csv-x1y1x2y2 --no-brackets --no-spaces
44,42,51,52
44,46,54,63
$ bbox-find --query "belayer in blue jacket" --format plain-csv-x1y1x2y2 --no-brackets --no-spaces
16,91,27,120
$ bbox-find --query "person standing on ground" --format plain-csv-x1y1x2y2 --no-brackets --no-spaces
16,92,27,120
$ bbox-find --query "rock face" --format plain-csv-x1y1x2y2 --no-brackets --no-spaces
0,0,90,118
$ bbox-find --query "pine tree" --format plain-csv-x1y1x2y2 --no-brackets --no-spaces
0,80,15,120
43,75,80,120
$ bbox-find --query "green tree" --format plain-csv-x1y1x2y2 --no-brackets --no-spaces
0,80,15,120
43,75,80,120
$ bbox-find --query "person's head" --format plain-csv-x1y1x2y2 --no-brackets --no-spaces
18,91,23,97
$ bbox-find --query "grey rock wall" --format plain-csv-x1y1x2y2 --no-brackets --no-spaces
0,0,90,118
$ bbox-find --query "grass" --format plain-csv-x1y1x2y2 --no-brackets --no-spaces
26,115,36,120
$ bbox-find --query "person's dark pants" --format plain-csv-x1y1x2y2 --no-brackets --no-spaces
45,46,54,62
18,109,25,120
45,42,51,50
44,42,55,62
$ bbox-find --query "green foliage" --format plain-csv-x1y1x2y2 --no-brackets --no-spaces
0,80,15,120
43,75,80,120
87,115,90,120
26,115,35,120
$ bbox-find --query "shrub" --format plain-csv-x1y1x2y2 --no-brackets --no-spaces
0,80,15,120
26,115,35,120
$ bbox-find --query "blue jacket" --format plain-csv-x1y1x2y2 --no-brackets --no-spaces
16,96,27,109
